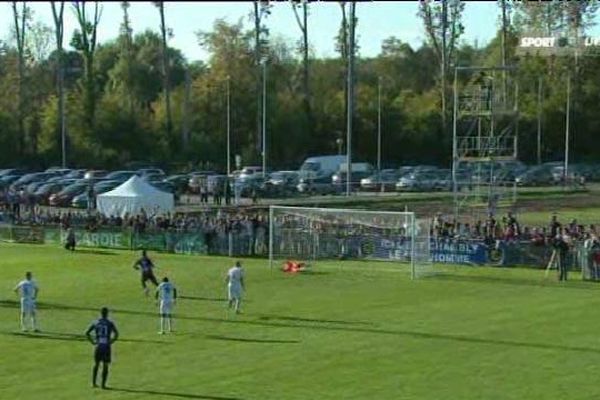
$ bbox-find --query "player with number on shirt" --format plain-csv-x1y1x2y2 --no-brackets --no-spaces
85,307,119,389
14,271,39,332
156,277,177,334
226,261,245,314
132,249,159,296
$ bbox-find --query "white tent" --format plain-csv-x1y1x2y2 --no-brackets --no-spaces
96,175,174,218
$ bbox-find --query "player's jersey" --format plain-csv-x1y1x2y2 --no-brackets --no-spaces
15,280,38,300
89,318,117,346
137,257,154,273
157,282,176,302
227,267,244,287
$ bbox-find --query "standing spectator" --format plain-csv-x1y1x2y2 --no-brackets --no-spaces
224,180,232,205
550,214,561,238
552,230,570,282
65,227,76,251
87,183,95,212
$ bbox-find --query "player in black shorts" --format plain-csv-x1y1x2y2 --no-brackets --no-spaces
85,307,119,389
132,249,159,296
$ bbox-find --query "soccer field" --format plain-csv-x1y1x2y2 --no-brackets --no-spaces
1,243,600,399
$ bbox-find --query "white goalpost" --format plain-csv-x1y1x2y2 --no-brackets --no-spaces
268,205,433,278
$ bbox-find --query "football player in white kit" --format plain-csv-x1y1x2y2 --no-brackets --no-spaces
14,271,39,332
226,261,245,314
155,277,177,334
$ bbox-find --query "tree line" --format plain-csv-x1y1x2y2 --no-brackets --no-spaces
0,1,598,172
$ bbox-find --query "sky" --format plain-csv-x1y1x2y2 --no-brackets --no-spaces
1,1,599,62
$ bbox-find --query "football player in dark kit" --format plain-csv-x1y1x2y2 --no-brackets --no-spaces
85,307,119,389
132,249,159,296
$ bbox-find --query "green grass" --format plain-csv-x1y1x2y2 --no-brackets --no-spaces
2,243,600,399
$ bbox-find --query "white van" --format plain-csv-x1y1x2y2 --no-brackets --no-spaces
297,155,346,195
299,155,346,180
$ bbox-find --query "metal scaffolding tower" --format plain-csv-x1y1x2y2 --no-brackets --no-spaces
452,66,519,221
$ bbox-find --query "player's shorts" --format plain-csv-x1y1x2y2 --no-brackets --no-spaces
159,300,173,315
228,284,242,301
141,270,158,286
94,344,111,363
20,298,36,314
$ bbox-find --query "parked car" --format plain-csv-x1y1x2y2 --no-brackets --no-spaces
83,170,108,180
396,169,440,192
297,174,337,195
104,170,137,182
149,181,177,196
268,171,299,187
0,168,27,178
138,168,165,177
163,174,190,194
238,166,264,180
207,174,229,196
49,182,88,207
34,182,68,205
332,162,374,190
188,171,218,193
11,172,58,191
63,169,87,179
0,174,24,189
515,166,554,186
235,174,265,197
360,169,400,192
71,180,122,208
298,155,346,182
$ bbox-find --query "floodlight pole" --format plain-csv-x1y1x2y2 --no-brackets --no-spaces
564,72,571,188
537,76,542,165
346,1,356,197
226,75,231,176
377,76,382,192
262,59,267,179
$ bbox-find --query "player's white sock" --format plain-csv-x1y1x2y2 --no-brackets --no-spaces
159,317,165,333
31,314,37,331
144,287,149,297
20,313,27,331
167,317,172,332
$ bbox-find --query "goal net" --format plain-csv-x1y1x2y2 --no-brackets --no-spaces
268,206,433,278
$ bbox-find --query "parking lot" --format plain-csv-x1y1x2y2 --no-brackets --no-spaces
0,161,594,214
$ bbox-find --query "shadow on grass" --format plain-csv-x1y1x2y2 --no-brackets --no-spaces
258,314,372,326
205,334,300,344
2,330,169,344
179,295,226,302
3,300,596,355
72,248,119,256
106,387,242,400
430,272,600,291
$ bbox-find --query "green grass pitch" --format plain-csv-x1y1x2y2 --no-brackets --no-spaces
1,242,600,399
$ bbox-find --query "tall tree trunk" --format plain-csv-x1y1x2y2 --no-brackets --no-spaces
500,0,508,103
254,2,262,158
121,1,134,117
182,67,191,148
292,1,313,140
156,2,173,149
440,0,447,143
340,2,348,147
12,1,27,158
51,1,65,166
73,1,101,129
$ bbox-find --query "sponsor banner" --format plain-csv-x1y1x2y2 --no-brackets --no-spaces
368,236,488,265
431,239,488,265
44,228,129,249
71,230,129,249
166,232,207,255
10,226,45,244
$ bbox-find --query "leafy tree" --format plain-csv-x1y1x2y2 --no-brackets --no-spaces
70,0,102,128
418,0,465,142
